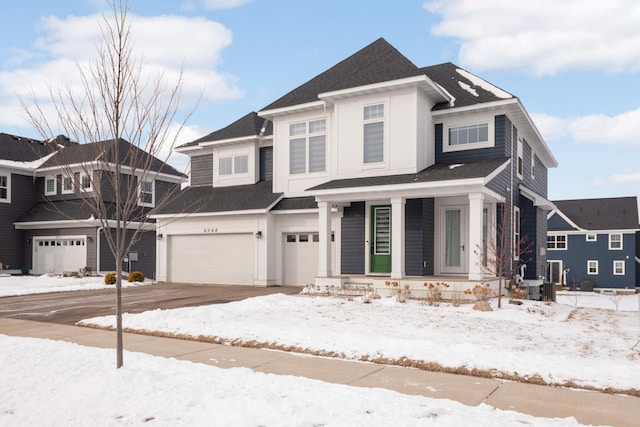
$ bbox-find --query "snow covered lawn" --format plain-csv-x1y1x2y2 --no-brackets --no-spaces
81,292,640,395
0,274,151,297
0,335,587,426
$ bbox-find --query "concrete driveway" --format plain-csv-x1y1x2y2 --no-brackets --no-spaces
0,282,301,325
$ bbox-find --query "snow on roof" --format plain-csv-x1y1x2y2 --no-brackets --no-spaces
433,81,456,107
456,69,512,99
0,152,56,171
458,81,479,97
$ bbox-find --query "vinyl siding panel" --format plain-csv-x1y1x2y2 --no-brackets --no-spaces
260,146,273,181
404,198,434,276
341,201,365,274
99,229,156,279
191,154,213,186
435,115,509,164
0,173,37,270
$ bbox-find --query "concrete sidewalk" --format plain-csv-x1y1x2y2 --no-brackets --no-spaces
1,317,638,427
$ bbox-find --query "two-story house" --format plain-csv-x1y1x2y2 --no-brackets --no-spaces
1,134,183,278
547,196,639,292
154,38,557,293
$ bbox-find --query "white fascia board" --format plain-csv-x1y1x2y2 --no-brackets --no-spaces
547,209,583,231
151,209,269,220
318,75,450,105
198,135,258,148
270,209,318,215
311,178,490,203
520,185,556,210
175,145,205,154
512,99,558,168
431,98,518,117
484,159,510,183
37,161,184,183
548,228,640,236
14,218,152,230
258,101,326,119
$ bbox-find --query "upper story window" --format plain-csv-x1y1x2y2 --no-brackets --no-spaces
586,233,597,242
62,176,74,194
62,173,92,194
81,174,92,191
289,119,326,174
138,179,155,207
45,176,57,196
0,173,9,203
609,233,622,250
517,138,524,179
219,154,249,176
547,234,567,250
531,152,536,179
443,119,493,153
363,104,384,164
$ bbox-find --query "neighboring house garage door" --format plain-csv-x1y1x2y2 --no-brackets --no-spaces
167,234,254,285
283,232,335,286
33,236,87,275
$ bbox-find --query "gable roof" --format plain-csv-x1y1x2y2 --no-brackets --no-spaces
308,157,508,191
39,138,184,178
421,63,514,110
551,197,639,231
15,200,117,223
0,133,74,163
261,38,421,112
156,180,281,215
179,111,272,148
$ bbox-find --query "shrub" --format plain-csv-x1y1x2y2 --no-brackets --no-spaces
464,283,495,302
104,272,117,285
423,282,450,306
128,271,145,282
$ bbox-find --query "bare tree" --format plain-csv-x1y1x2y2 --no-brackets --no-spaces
22,0,192,368
475,203,534,308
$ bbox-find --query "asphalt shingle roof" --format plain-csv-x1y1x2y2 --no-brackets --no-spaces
0,133,73,163
308,157,509,191
157,180,281,214
16,200,117,223
39,139,184,178
180,112,273,148
552,197,639,231
272,197,318,211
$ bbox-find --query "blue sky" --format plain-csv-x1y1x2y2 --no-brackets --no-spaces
1,0,639,206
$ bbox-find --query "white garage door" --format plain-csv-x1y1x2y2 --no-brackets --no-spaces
34,236,87,275
283,232,335,286
168,234,254,285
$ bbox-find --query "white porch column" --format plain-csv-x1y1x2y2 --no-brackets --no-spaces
468,192,485,281
391,197,405,279
317,201,332,277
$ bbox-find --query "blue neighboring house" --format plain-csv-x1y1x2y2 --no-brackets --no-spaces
547,196,639,292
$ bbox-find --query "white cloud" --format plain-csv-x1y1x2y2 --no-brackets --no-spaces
181,0,252,11
0,12,242,133
424,0,640,75
532,108,640,146
594,172,640,188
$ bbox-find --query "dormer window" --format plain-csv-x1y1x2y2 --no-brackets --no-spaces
45,176,57,196
363,104,384,164
443,119,493,153
289,119,326,174
219,154,249,176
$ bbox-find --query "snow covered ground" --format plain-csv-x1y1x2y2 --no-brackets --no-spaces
0,274,151,297
82,292,640,394
0,334,588,426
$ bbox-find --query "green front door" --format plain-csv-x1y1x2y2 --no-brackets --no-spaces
370,205,391,273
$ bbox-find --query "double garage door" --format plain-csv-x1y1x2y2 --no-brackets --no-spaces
33,236,87,275
167,234,254,285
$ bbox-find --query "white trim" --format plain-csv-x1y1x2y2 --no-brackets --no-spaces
61,176,74,194
548,228,639,236
547,208,583,231
137,179,155,208
519,185,555,210
587,260,599,275
613,260,625,275
259,100,326,119
516,138,524,179
443,121,493,153
44,175,57,196
15,218,153,231
547,234,567,250
37,162,184,184
608,233,623,250
586,233,597,242
513,206,521,260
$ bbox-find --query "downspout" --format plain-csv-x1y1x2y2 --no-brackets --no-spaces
96,226,103,275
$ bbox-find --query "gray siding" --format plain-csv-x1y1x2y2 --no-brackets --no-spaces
191,154,213,186
341,201,365,274
99,229,156,279
0,173,37,270
520,195,542,280
260,146,273,181
405,198,434,276
435,115,509,164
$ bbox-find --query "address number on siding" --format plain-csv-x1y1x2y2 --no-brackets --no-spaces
204,228,218,233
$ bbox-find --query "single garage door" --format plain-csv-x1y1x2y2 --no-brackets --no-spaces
168,234,254,285
283,232,335,286
33,236,87,275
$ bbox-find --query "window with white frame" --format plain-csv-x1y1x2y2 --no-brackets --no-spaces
219,154,249,176
289,119,326,174
62,176,74,194
363,104,384,164
609,233,622,250
547,234,567,250
586,233,597,242
81,174,92,191
587,260,598,275
613,260,625,275
138,179,154,207
0,173,9,202
513,206,521,260
45,176,57,195
517,138,524,179
531,152,536,179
